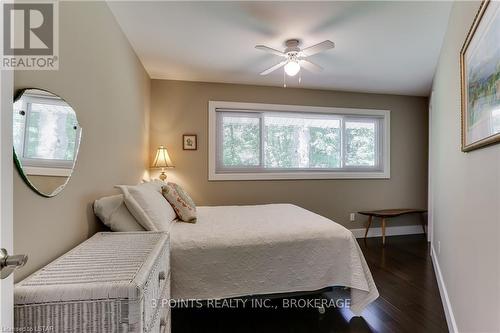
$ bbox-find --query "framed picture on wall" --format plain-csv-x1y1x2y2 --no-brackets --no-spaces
183,134,197,150
460,0,500,152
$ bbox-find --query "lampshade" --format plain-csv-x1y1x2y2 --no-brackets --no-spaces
152,146,174,168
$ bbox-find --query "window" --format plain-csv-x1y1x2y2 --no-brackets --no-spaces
13,93,81,176
209,101,390,180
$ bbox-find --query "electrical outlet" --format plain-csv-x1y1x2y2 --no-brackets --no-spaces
437,241,441,254
349,213,356,222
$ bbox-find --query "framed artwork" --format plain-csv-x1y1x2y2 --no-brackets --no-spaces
183,134,197,150
460,0,500,152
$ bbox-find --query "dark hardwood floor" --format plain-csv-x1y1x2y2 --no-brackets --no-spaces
172,234,448,333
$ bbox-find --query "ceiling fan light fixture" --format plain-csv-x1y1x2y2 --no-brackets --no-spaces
284,60,300,76
256,39,334,77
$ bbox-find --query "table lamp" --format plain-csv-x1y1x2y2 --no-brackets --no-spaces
152,146,174,181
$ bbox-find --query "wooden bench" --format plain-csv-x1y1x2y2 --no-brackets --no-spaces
358,209,427,245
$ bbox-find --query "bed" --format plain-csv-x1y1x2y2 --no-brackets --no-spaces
94,188,379,315
169,204,378,315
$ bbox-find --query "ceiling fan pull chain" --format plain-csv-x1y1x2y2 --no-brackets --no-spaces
283,69,287,88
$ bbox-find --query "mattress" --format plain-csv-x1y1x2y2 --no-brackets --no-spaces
170,204,378,315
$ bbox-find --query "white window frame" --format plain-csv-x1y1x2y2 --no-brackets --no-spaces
13,94,81,176
208,101,390,180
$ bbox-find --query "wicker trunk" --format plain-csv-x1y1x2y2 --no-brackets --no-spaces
14,232,170,333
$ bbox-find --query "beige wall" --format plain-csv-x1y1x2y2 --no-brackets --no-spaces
430,1,500,332
13,2,150,281
151,80,428,230
25,175,68,196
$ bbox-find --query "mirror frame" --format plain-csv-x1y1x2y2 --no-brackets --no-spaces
13,88,82,198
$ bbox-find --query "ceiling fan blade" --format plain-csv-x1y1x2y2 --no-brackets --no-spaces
301,40,335,57
299,59,323,73
255,45,286,57
259,60,287,75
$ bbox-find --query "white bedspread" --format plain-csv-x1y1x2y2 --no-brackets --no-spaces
170,204,379,315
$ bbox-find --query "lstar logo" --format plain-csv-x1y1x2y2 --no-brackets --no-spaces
1,1,58,69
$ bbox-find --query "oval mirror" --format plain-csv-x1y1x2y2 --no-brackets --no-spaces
13,89,82,197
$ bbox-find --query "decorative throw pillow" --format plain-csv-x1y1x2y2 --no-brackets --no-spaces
116,181,177,231
162,182,197,223
94,194,145,232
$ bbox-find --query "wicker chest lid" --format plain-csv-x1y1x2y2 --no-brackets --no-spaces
15,232,169,305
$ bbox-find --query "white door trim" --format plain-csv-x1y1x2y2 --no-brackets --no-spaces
428,91,434,244
0,69,14,331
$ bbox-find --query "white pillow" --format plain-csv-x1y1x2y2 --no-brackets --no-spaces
94,194,145,232
116,181,176,231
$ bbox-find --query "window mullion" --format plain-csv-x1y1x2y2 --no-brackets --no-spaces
304,126,310,168
259,113,265,169
16,100,27,159
22,101,32,159
376,119,382,169
215,112,222,170
340,116,346,169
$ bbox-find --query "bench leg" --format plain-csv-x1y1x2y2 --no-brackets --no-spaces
364,216,373,240
420,213,427,236
382,218,386,245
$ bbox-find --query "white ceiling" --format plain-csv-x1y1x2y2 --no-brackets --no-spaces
108,1,452,97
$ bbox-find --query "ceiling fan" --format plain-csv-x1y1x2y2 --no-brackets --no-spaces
255,39,335,77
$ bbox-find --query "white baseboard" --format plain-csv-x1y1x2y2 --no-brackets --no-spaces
350,224,424,238
431,246,458,333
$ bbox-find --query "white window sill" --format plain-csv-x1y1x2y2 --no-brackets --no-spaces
24,166,72,177
209,170,390,181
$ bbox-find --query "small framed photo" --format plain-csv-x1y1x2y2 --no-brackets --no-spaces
183,134,197,150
